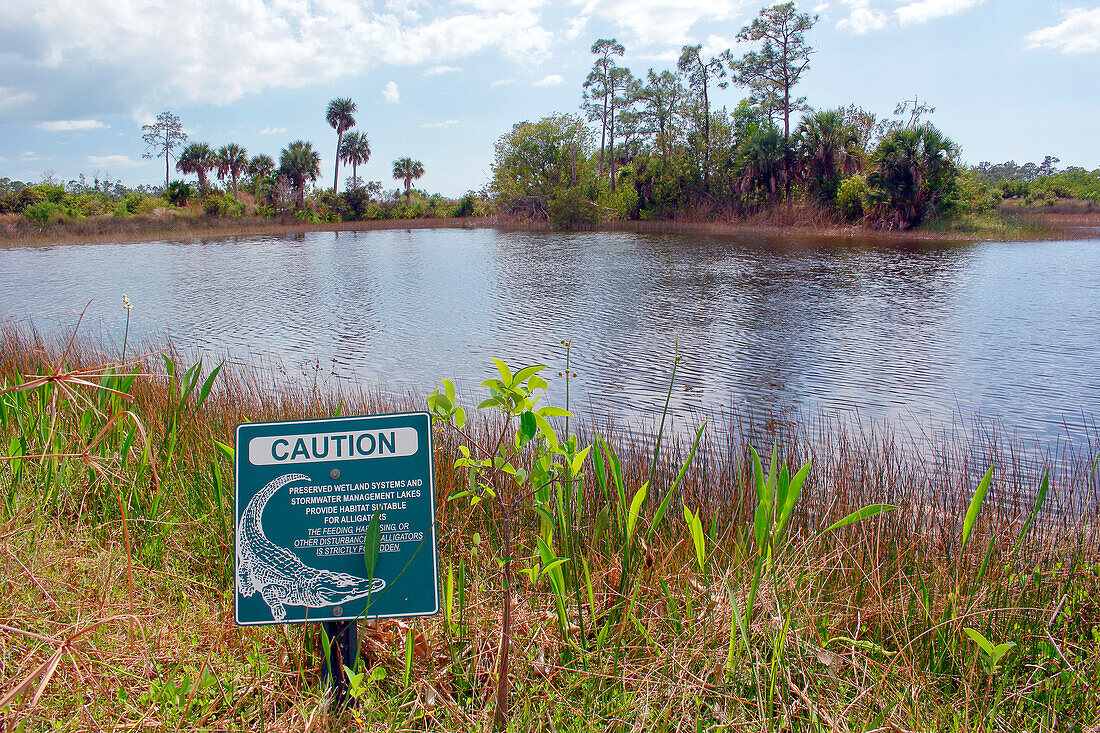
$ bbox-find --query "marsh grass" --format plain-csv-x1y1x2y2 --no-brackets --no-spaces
1,322,1098,731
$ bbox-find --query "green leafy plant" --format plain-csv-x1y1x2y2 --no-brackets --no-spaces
427,359,580,730
963,627,1015,674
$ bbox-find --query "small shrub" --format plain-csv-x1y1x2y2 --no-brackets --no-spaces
454,193,477,217
342,188,372,220
22,201,62,228
836,174,870,222
548,187,601,229
167,181,193,208
0,187,43,215
202,192,244,218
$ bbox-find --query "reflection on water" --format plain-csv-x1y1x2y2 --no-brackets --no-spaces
1,228,1098,445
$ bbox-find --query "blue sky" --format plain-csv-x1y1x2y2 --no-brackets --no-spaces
1,0,1097,196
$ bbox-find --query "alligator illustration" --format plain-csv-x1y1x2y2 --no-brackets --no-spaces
237,473,385,621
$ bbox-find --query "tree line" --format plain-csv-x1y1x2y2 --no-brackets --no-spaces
492,1,1097,229
138,99,428,214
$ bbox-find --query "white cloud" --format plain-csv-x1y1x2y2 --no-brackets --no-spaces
836,0,887,33
576,0,747,46
564,15,588,40
896,0,986,25
534,73,563,86
419,119,460,127
87,154,143,167
0,0,555,122
0,87,35,113
424,64,460,75
1026,7,1100,54
258,126,287,134
491,78,517,87
382,81,401,103
18,151,44,161
37,119,107,131
837,0,986,32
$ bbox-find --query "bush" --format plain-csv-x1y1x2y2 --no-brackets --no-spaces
202,192,244,218
454,193,478,217
596,178,639,220
22,201,62,228
342,188,372,220
70,193,112,218
836,175,870,222
33,183,66,204
167,181,193,207
548,187,601,229
311,190,347,222
122,193,160,216
0,187,42,215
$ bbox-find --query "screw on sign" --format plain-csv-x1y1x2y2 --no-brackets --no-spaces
234,411,439,705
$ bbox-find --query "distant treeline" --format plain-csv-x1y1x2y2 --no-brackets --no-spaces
490,2,1099,229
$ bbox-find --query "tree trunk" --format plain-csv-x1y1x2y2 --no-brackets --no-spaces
783,78,791,206
493,522,513,730
352,160,358,188
164,147,170,191
232,174,238,199
405,179,411,205
599,92,608,177
333,133,342,193
609,111,616,193
702,76,710,191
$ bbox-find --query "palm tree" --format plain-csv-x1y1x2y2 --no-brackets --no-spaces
279,140,322,207
248,154,275,181
215,143,249,199
339,131,372,189
325,98,357,193
176,142,216,193
796,110,862,204
869,123,959,228
392,157,425,204
736,125,786,202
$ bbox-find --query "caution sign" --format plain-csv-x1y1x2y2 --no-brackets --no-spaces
234,411,438,625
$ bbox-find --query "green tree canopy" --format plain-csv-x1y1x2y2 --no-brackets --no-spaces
869,124,960,228
141,111,188,191
176,142,216,193
392,157,425,204
325,97,357,192
796,109,862,204
340,131,372,190
490,115,594,205
279,140,322,206
215,143,249,199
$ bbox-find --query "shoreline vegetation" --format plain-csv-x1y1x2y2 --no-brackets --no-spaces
4,4,1100,247
1,323,1098,729
1,205,1098,248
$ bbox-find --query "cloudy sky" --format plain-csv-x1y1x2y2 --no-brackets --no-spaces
1,0,1097,195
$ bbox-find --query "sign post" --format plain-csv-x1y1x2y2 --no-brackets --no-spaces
234,411,438,701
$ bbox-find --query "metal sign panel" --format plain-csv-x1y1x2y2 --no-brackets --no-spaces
234,411,438,625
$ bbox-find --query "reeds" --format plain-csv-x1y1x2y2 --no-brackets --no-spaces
1,321,1098,730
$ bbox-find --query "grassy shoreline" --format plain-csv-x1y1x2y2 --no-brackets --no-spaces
2,208,1096,248
1,327,1098,730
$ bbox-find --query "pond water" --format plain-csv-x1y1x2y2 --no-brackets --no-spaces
2,228,1098,448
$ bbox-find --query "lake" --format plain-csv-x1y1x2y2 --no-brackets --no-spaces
2,228,1098,448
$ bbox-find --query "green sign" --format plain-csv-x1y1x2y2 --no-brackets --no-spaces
234,411,438,625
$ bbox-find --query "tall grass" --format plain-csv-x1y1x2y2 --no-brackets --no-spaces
1,321,1098,730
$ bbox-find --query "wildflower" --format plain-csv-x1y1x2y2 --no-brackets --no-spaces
122,294,132,311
